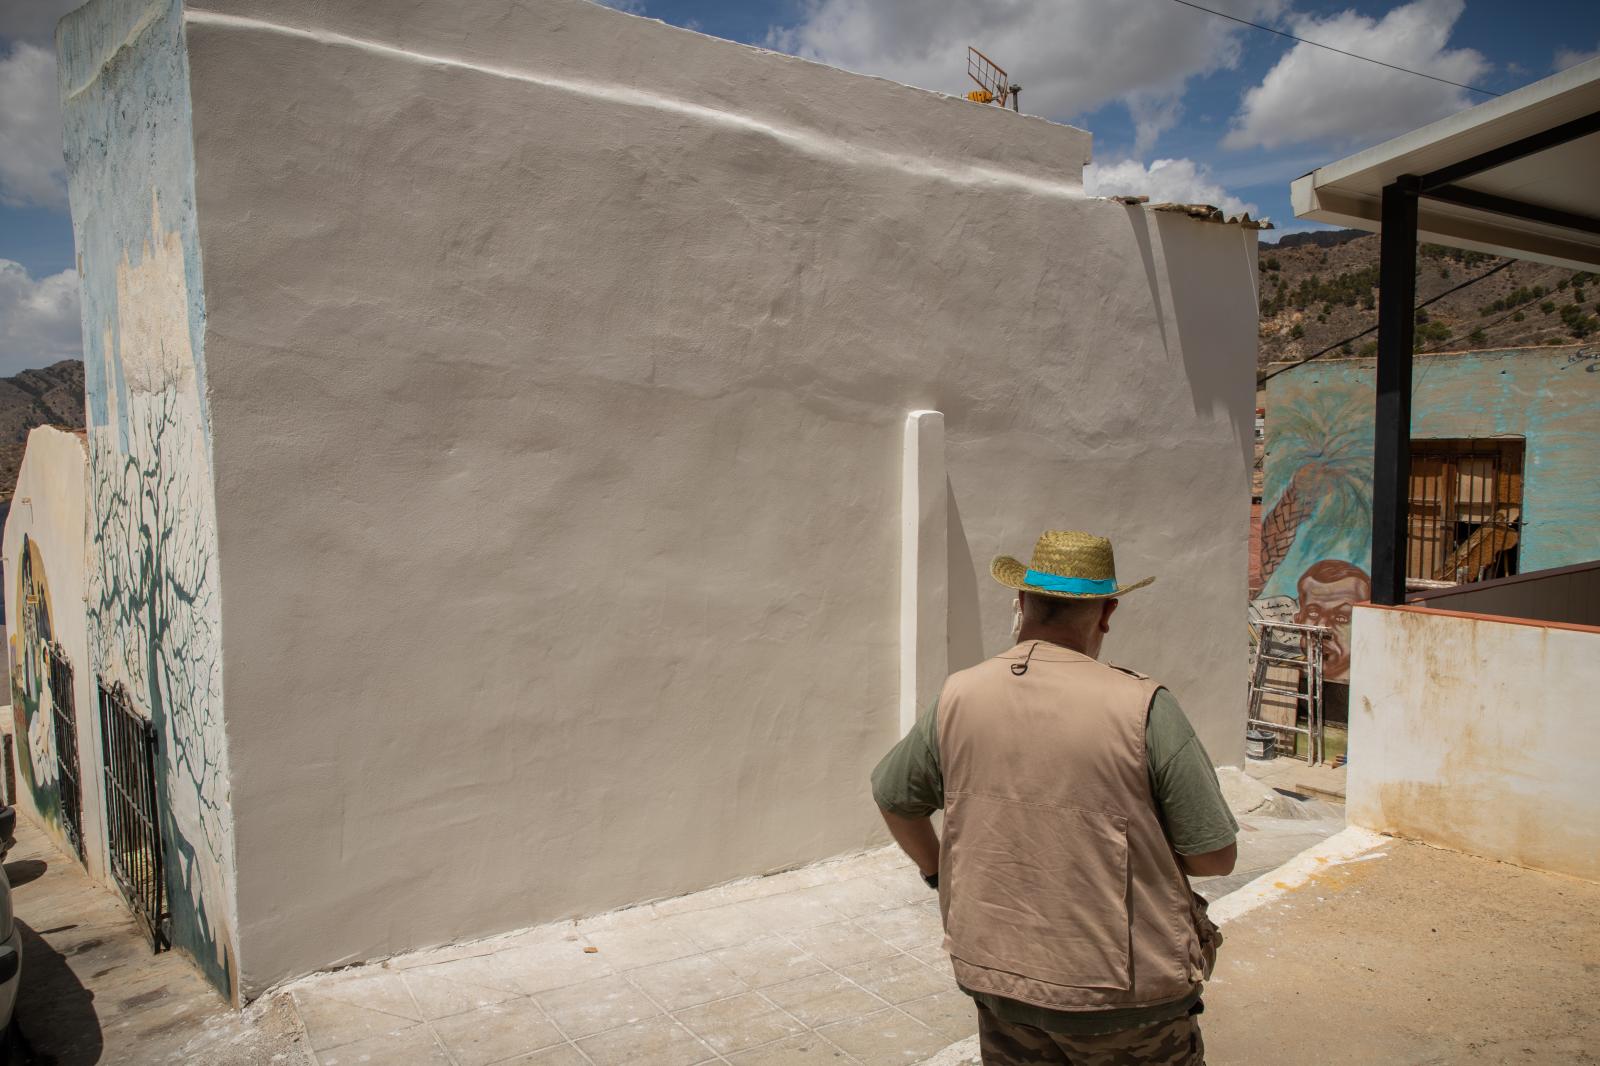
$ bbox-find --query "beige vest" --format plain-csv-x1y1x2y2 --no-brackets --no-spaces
936,640,1206,1012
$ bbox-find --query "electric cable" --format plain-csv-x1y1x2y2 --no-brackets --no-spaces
1167,0,1502,98
1258,257,1514,385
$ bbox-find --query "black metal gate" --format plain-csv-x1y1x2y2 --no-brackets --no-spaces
98,681,169,952
45,643,84,860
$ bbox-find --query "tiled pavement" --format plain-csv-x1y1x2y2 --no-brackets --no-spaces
283,847,964,1066
12,765,1345,1065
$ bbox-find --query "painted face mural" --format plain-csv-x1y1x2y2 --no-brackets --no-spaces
1293,560,1371,683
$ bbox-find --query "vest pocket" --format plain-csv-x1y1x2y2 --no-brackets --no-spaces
943,792,1131,991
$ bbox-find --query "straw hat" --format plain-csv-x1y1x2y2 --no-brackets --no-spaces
991,530,1155,600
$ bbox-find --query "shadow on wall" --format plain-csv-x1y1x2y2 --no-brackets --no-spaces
1155,212,1257,478
947,478,985,673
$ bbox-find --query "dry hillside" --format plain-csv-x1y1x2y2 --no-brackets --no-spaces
0,360,86,505
1257,230,1596,372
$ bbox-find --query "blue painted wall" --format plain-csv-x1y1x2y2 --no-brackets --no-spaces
58,0,238,1000
1262,344,1600,597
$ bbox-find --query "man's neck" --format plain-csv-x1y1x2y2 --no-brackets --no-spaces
1016,626,1097,658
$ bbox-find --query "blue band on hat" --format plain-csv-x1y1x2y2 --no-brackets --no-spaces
1024,569,1117,595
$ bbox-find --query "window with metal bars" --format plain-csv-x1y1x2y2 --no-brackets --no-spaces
46,643,84,861
98,680,169,952
1408,438,1525,585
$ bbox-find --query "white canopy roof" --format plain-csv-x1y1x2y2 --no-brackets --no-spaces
1292,57,1600,271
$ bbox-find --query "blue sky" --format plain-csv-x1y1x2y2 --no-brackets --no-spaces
2,0,1598,373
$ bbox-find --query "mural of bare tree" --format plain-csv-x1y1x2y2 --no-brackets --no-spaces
87,219,236,996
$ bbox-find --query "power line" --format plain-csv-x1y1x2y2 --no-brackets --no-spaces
1167,0,1502,98
1258,257,1515,385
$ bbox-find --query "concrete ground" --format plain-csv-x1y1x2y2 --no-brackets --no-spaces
7,769,1342,1065
1203,837,1600,1065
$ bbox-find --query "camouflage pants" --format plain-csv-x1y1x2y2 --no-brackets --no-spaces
976,1004,1205,1066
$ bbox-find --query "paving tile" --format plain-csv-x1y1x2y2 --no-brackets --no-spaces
401,970,522,1021
581,922,702,971
798,876,908,919
306,969,423,1021
576,1016,717,1066
503,1044,590,1065
905,942,952,969
671,899,782,951
838,954,956,1005
852,904,944,951
727,1032,856,1064
898,989,977,1041
315,1022,450,1066
817,1007,949,1066
409,952,528,995
674,992,806,1054
535,974,663,1038
711,935,829,989
428,997,566,1066
493,939,616,995
292,989,416,1051
629,953,749,1010
788,921,901,968
740,890,847,935
762,971,888,1029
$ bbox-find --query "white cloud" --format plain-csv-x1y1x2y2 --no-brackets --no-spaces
767,0,1280,153
1084,157,1260,218
1224,0,1489,152
0,41,67,209
1554,44,1600,73
0,260,81,374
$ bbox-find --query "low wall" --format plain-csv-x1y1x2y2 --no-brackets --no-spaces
1347,604,1600,882
1408,561,1600,627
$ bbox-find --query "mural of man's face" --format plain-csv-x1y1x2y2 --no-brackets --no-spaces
1294,569,1370,682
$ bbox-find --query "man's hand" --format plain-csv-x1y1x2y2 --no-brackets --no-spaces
879,808,940,879
1179,841,1237,878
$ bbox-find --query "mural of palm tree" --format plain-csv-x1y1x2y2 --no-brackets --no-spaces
1261,390,1374,588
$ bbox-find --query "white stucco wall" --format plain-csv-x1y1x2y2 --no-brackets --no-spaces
2,428,102,881
179,0,1257,993
1348,604,1600,882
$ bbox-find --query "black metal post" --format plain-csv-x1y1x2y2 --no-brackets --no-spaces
1372,178,1420,606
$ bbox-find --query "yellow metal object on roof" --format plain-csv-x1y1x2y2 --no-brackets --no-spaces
966,89,994,104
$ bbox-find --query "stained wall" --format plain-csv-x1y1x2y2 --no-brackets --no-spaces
1259,345,1600,681
77,0,1260,995
1347,604,1600,882
2,428,100,875
57,0,240,1000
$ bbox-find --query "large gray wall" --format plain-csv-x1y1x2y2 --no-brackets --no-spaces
181,0,1257,994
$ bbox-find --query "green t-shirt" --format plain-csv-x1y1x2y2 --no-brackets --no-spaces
869,685,1237,1036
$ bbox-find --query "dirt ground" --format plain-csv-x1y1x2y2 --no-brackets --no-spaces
1202,838,1600,1065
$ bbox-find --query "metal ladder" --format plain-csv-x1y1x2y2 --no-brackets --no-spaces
1247,620,1328,765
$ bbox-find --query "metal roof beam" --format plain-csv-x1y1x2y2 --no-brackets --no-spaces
1423,183,1600,238
1418,109,1600,191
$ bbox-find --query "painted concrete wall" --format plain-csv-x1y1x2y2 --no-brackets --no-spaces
2,428,102,878
1259,344,1600,681
174,0,1255,994
1347,604,1600,882
57,0,240,999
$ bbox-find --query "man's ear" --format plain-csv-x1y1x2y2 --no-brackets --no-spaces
1099,598,1119,633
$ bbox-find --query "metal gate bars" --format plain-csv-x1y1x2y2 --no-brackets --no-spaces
98,681,169,952
45,643,85,860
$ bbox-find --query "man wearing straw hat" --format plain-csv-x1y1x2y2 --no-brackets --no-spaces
872,531,1237,1065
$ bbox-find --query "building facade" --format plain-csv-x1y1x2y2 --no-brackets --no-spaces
56,0,1260,1000
1260,344,1600,684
